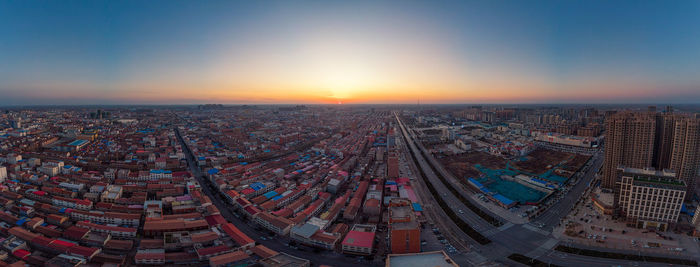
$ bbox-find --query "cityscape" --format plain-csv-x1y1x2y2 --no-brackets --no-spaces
1,1,700,267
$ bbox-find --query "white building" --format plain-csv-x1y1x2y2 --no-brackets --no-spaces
617,167,685,231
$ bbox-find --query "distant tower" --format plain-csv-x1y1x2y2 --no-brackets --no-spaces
10,117,21,129
665,105,674,113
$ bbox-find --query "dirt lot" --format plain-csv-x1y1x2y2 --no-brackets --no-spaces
513,148,589,174
560,154,591,172
438,151,507,179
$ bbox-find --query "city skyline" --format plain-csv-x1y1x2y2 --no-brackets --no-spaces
2,1,700,105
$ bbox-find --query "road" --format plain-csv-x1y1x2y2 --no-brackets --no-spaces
394,113,682,267
532,151,604,231
174,127,376,267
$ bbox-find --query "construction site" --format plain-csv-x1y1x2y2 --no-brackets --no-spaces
438,148,590,206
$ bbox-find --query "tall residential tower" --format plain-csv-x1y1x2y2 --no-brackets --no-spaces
602,112,656,189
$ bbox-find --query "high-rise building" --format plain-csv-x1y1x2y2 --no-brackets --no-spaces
669,117,700,199
602,112,656,189
653,113,679,170
617,167,685,231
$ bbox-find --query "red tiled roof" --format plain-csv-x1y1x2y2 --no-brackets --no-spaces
12,249,30,259
191,231,220,244
63,225,90,240
48,239,77,253
8,227,39,241
221,223,254,247
209,251,249,266
250,245,278,258
204,214,227,226
135,252,165,261
67,246,99,258
342,230,375,248
31,236,53,247
196,245,231,256
104,239,134,251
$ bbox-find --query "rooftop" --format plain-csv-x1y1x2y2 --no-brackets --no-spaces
387,251,459,267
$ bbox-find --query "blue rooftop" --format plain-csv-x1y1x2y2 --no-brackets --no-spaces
68,139,88,146
493,194,515,206
468,178,485,189
250,182,265,191
412,203,423,212
263,191,278,199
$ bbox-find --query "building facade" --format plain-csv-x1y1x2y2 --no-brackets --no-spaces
602,112,656,189
617,167,685,231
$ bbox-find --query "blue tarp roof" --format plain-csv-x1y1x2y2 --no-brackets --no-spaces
271,195,284,201
207,168,220,175
263,191,278,199
493,194,515,206
68,139,89,146
412,203,423,212
250,182,265,191
468,178,485,189
531,178,547,185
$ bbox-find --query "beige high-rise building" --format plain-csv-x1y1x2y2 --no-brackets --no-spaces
669,117,700,199
617,167,685,231
602,112,656,189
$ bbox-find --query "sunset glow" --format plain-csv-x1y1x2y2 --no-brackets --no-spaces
1,1,700,105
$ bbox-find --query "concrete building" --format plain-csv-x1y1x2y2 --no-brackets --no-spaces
0,166,6,182
668,117,700,199
653,113,679,169
602,112,656,189
692,205,700,237
386,250,459,267
388,198,420,254
617,167,685,231
100,185,123,203
342,224,376,255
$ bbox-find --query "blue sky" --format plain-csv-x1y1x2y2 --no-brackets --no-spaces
1,0,699,105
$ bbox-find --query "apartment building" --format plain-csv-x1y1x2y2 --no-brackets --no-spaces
602,112,656,189
668,117,700,199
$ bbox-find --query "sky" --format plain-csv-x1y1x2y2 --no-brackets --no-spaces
1,0,700,105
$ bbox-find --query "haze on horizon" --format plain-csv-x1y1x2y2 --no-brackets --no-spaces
1,0,700,106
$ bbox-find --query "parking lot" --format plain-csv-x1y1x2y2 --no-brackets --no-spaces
554,196,698,258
